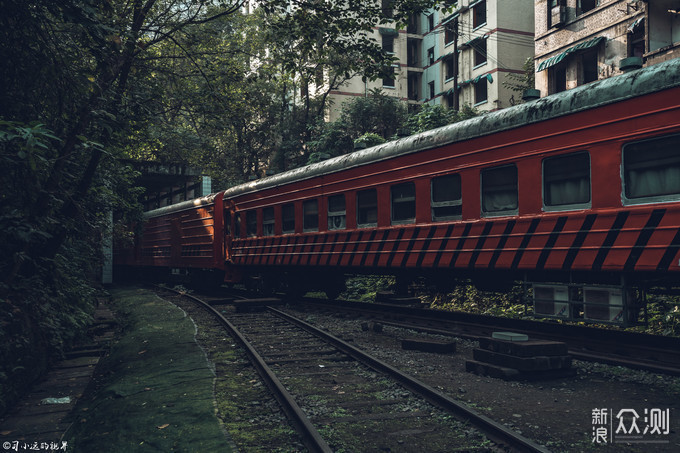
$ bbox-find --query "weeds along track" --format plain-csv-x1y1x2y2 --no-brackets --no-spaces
162,287,550,453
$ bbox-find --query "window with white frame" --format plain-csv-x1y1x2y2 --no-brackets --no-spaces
431,174,462,220
391,182,416,224
328,194,346,230
543,152,591,209
263,207,275,236
473,0,486,29
623,134,680,203
282,203,295,234
481,165,518,216
357,189,378,227
303,199,319,231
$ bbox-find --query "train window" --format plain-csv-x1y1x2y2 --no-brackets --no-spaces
481,165,518,216
235,212,241,237
263,207,274,236
357,189,378,227
224,211,231,236
328,194,346,230
282,203,295,234
246,210,257,237
431,174,462,221
543,152,591,210
303,199,319,231
623,134,680,204
391,182,416,224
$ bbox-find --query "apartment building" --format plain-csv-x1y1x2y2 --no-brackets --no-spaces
326,0,535,120
535,0,680,96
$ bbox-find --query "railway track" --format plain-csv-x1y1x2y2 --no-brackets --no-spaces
299,297,680,376
166,288,551,452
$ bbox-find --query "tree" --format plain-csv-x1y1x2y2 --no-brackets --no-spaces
503,57,536,105
306,89,408,164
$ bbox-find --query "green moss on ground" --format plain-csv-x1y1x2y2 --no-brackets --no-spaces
63,287,232,452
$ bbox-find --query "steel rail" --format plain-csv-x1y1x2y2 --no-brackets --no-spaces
302,298,680,376
167,289,333,453
269,306,552,453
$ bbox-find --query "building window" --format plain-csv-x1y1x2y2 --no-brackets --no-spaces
383,65,395,88
357,189,378,227
328,194,346,230
648,1,677,52
473,0,486,29
382,35,394,54
623,134,680,203
444,55,455,79
263,207,275,236
474,79,487,104
543,152,591,209
282,203,295,234
427,14,435,32
428,81,435,99
579,0,598,15
474,39,487,67
246,210,257,237
391,182,416,224
549,64,567,94
427,47,435,65
582,50,598,84
407,13,419,34
628,19,645,57
549,0,566,28
431,174,462,221
408,72,420,100
445,23,456,45
446,91,455,108
481,165,518,216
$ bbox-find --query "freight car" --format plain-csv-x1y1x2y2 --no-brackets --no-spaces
117,58,680,324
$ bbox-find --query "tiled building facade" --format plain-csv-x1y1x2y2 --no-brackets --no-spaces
326,0,535,121
534,0,680,96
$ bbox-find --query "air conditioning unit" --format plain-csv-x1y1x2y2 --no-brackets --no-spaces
551,5,566,27
583,287,624,323
533,284,570,318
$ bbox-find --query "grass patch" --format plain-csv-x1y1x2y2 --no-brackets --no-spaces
63,287,231,452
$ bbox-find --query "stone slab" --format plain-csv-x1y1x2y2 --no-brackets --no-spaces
478,337,568,357
492,331,529,342
473,348,571,371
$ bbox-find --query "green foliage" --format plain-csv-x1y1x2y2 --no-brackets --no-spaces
354,133,387,149
307,90,408,164
342,275,396,303
426,284,527,319
502,57,536,105
405,103,480,134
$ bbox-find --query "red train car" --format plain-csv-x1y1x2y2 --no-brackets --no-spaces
119,58,680,323
116,192,226,285
222,58,680,320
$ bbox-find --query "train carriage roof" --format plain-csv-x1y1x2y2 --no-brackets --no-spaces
222,58,680,200
142,192,220,219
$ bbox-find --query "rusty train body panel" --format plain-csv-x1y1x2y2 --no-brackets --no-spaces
116,58,680,295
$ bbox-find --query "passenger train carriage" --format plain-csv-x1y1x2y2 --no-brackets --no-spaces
116,58,680,324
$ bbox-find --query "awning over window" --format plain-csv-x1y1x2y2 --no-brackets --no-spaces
536,36,606,72
379,27,399,36
458,72,493,88
627,17,644,33
461,34,487,49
